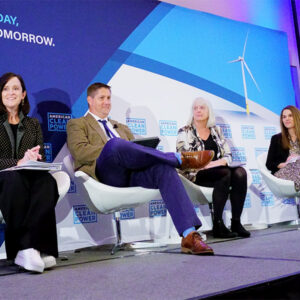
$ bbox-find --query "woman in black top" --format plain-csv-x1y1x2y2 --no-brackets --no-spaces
0,72,58,273
177,97,250,238
266,105,300,190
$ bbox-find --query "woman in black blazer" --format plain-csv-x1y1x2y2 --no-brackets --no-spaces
266,105,300,190
0,72,58,273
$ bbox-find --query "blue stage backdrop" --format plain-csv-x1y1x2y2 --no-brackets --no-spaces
0,0,158,159
0,1,298,255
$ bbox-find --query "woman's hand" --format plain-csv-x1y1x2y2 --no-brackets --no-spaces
202,158,227,169
286,154,300,162
277,162,287,169
278,155,300,169
17,145,42,166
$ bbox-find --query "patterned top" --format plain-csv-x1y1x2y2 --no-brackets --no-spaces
288,136,300,156
176,124,232,182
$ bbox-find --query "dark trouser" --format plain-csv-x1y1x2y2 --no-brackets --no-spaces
0,170,59,260
195,166,247,221
96,138,201,235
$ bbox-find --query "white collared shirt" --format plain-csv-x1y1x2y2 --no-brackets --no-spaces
88,111,120,139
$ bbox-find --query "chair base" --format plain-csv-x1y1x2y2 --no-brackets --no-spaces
111,242,127,255
111,241,168,255
244,223,269,231
112,232,207,254
130,241,168,249
286,219,300,229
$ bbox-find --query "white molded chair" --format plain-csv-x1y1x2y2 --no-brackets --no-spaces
179,166,253,223
63,155,162,254
257,152,300,198
256,152,300,221
51,171,71,203
0,170,71,223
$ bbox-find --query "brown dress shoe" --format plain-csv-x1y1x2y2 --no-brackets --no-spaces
181,150,214,170
181,231,214,255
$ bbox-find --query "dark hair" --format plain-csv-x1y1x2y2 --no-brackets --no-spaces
280,105,300,149
0,72,30,115
87,82,111,98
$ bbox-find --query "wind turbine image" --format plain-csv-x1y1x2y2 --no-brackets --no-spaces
229,32,260,115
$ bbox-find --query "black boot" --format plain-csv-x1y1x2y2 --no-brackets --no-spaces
213,219,238,238
231,219,251,238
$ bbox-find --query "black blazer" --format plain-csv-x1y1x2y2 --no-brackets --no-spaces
266,133,289,174
0,113,45,170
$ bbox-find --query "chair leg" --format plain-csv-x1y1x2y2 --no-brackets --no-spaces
295,197,300,229
111,211,126,255
111,212,169,253
209,203,214,225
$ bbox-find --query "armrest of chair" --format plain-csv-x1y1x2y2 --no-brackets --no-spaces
259,167,300,198
245,167,252,188
63,154,75,180
51,171,71,203
178,174,213,205
74,171,161,214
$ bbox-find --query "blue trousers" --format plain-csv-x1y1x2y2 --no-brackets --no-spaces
96,138,201,235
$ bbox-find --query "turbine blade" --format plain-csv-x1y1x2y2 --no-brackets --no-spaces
243,60,261,92
242,31,249,58
228,58,240,63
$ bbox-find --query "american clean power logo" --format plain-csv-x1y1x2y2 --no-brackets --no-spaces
0,12,55,47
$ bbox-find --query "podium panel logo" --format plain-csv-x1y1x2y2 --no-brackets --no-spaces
264,126,276,140
217,123,232,139
243,193,251,208
126,118,146,135
73,205,97,224
241,125,256,139
282,198,296,205
231,147,247,162
120,208,135,220
260,192,274,206
250,169,262,185
68,180,76,193
149,200,167,217
44,143,52,162
48,113,71,132
159,120,177,136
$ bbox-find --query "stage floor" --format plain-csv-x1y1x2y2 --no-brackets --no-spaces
1,225,300,299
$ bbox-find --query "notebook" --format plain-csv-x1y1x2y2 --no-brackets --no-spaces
131,136,161,148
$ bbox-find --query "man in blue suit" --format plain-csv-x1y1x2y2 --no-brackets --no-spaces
67,82,214,255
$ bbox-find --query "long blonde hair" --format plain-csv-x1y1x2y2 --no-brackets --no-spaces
280,105,300,149
187,97,216,128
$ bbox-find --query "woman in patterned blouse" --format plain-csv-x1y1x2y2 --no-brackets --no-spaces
0,72,58,273
176,97,250,238
266,105,300,190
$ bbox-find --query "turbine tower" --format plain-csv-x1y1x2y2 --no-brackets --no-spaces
229,32,260,115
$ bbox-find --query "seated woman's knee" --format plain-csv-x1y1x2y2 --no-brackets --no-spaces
232,167,247,183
